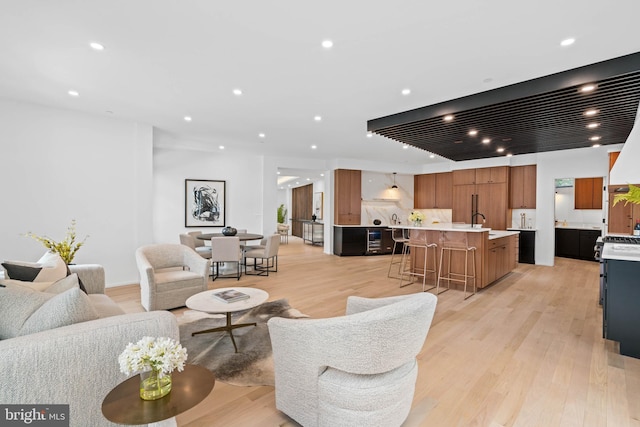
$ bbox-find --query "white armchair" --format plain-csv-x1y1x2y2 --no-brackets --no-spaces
135,243,210,311
267,292,437,427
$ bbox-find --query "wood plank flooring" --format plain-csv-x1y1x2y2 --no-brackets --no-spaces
107,237,640,427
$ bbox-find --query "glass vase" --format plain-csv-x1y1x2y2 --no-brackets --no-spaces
139,369,172,400
413,220,422,227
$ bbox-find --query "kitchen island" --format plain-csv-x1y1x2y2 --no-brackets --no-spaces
389,224,519,289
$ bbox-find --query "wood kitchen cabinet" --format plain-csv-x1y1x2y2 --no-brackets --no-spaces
509,165,536,208
452,167,510,230
334,169,361,225
574,177,603,209
475,166,508,184
414,172,452,209
608,191,640,234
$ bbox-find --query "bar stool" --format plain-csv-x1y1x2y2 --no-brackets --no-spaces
399,229,437,292
436,232,477,299
387,227,409,279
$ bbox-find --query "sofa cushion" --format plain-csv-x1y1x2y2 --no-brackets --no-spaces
44,273,81,294
0,283,98,339
88,294,126,318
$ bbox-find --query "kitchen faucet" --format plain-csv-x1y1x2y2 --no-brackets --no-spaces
391,213,398,224
471,212,486,227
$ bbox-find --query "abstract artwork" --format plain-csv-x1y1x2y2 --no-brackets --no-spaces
185,179,226,227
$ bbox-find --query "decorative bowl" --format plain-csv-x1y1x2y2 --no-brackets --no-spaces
221,227,237,236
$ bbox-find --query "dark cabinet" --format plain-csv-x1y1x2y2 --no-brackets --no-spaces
555,228,600,261
518,230,536,264
604,259,640,358
333,227,366,256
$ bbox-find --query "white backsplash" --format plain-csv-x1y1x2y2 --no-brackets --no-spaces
359,171,453,226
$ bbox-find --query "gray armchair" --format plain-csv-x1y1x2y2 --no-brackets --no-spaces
268,292,437,427
136,243,210,311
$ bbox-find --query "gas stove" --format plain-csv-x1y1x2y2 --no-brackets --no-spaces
603,235,640,244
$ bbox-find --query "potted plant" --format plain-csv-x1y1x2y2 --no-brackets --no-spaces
613,183,640,206
25,219,88,264
277,204,288,224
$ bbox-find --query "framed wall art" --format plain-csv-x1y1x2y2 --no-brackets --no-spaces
185,179,226,227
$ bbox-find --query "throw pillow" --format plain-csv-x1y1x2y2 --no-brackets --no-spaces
1,262,42,281
0,284,98,339
65,265,88,294
20,287,98,336
45,274,81,294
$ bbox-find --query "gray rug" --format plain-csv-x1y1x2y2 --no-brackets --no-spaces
179,299,308,387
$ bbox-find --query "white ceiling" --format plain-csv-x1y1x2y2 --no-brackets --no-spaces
2,1,640,177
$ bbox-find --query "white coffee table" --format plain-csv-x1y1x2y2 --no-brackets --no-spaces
185,287,269,353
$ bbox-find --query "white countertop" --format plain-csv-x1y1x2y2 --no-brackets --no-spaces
388,223,491,232
488,230,520,240
507,228,537,231
603,243,640,261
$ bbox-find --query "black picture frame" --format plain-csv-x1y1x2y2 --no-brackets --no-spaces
185,179,226,227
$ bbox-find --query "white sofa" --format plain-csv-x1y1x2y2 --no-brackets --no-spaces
0,264,179,427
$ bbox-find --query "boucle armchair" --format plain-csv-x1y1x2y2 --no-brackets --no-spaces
136,243,210,311
268,292,437,427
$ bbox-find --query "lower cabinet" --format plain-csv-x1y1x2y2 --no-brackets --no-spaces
604,259,640,359
333,227,366,256
555,228,600,261
487,236,515,284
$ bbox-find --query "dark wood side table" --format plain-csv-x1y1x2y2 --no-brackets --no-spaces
102,364,215,426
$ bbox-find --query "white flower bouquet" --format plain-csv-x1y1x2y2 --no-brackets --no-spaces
408,211,425,223
118,336,187,378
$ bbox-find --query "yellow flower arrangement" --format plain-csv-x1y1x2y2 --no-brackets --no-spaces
408,211,425,224
25,220,88,264
613,183,640,206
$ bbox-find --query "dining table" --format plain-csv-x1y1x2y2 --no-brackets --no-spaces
197,232,263,241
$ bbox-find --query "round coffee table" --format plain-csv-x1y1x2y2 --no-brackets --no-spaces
186,287,269,353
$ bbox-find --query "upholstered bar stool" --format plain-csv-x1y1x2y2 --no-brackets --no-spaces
399,229,437,292
436,231,477,299
387,227,409,279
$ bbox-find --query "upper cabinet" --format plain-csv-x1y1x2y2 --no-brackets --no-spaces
575,177,603,210
334,169,361,225
509,165,537,208
414,172,452,209
452,169,477,185
475,166,508,184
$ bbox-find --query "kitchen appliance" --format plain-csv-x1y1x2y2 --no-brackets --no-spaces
366,228,382,254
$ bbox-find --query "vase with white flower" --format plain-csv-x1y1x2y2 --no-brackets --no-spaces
408,211,425,227
118,336,188,400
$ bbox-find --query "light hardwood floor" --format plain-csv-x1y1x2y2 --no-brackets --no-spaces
107,237,640,427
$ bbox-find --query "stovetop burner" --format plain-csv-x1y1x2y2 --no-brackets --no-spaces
604,235,640,244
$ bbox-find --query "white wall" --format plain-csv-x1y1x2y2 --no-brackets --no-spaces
0,99,153,285
153,143,265,245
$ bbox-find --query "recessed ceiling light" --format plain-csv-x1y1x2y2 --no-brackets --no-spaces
482,138,491,144
580,84,596,93
401,88,411,96
592,144,601,148
366,132,373,138
277,171,281,175
429,154,435,159
443,115,454,122
321,40,333,49
561,38,575,46
306,178,311,181
233,89,242,96
402,144,409,149
68,90,79,97
184,116,192,122
311,145,317,150
589,136,601,141
258,133,265,138
219,145,225,150
468,130,478,136
89,42,104,51
587,123,600,129
497,147,505,153
320,173,324,177
314,116,322,121
584,109,599,116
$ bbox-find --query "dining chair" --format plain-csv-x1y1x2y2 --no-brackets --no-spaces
244,234,280,276
179,233,212,259
210,236,242,280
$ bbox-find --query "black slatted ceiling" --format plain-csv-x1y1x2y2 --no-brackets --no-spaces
368,52,640,161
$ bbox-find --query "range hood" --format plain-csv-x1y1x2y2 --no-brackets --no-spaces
610,102,640,185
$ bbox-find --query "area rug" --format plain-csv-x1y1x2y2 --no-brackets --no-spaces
178,299,308,387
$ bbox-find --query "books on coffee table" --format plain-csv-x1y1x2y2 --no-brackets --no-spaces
212,289,250,303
